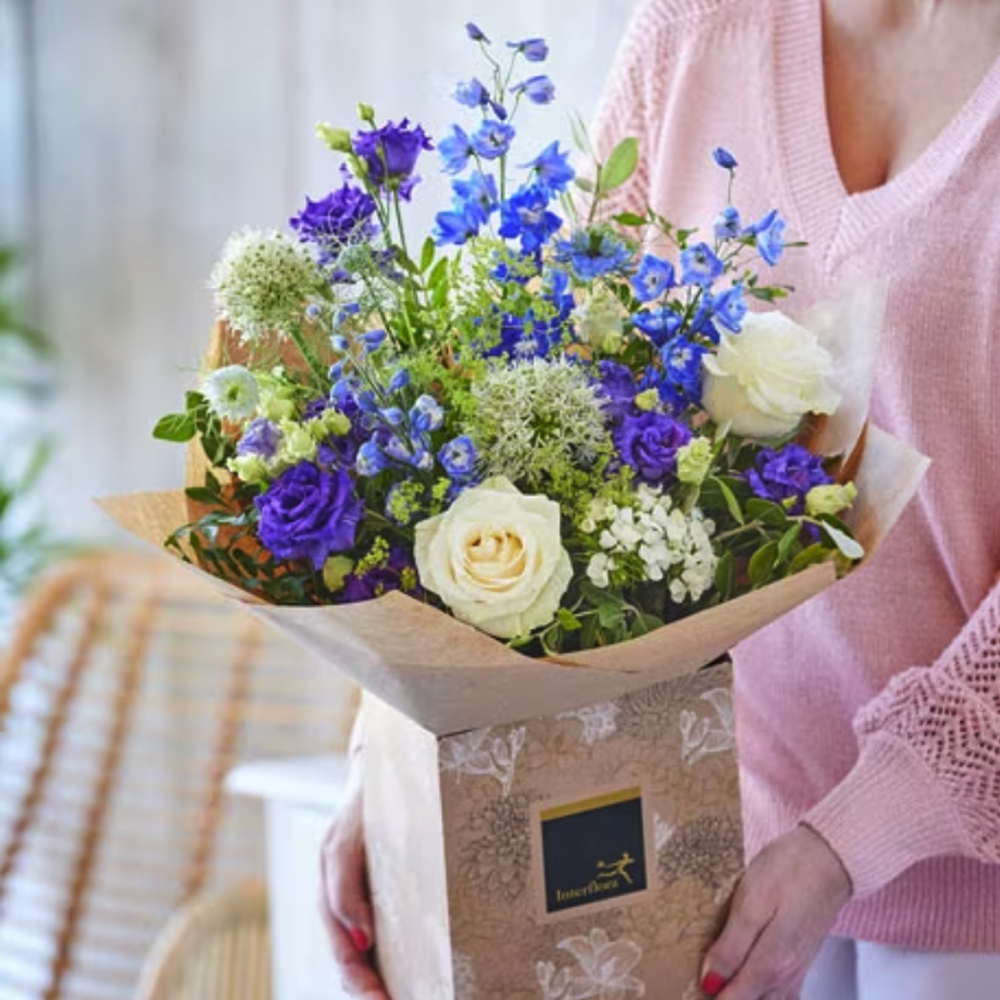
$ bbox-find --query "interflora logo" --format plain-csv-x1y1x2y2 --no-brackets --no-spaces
540,787,648,914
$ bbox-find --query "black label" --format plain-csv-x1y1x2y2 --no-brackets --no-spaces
540,787,647,914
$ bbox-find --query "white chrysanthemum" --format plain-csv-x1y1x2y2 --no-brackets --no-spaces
202,364,259,421
586,484,717,602
208,228,319,341
469,358,610,488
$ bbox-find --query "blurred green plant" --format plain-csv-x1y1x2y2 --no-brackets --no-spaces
0,244,58,615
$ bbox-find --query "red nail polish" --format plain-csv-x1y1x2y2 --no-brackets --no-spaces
349,928,370,952
701,971,727,996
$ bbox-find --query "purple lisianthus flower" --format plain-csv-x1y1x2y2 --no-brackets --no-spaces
712,146,738,170
714,205,741,240
472,119,516,160
499,183,562,253
554,228,633,281
746,444,832,515
632,306,682,347
596,360,638,423
237,418,283,459
680,242,724,288
508,37,548,61
631,254,675,303
511,75,555,105
453,77,490,108
353,118,433,200
712,284,747,332
438,124,476,175
522,141,574,195
256,462,363,571
289,180,377,261
613,411,693,485
747,209,787,266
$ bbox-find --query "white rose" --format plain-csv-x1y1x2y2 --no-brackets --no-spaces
701,310,841,439
414,477,573,639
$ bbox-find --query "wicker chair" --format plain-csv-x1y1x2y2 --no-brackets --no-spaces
0,551,356,1000
133,880,271,1000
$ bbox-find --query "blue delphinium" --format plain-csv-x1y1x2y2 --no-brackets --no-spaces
660,337,708,407
680,242,725,287
631,254,675,303
472,119,516,160
438,125,476,175
712,146,738,170
508,37,548,61
747,209,787,266
522,141,575,195
499,185,562,253
511,75,556,105
632,306,682,347
714,205,741,240
453,78,490,108
712,284,747,332
466,22,490,42
438,436,479,478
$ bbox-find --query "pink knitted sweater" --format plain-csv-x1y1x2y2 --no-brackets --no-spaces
593,0,1000,950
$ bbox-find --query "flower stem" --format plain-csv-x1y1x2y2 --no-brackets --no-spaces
288,322,328,383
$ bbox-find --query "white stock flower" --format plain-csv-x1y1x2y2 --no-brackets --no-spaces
202,365,259,421
701,310,840,439
414,477,573,639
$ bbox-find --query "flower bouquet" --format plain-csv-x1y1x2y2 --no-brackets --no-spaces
101,22,927,1000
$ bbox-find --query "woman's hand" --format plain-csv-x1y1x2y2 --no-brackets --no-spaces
319,769,389,999
700,824,852,1000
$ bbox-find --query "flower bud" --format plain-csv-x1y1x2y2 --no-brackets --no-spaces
315,122,353,153
676,437,713,485
805,482,857,517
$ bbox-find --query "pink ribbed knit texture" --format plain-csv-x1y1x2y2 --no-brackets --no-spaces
592,0,1000,949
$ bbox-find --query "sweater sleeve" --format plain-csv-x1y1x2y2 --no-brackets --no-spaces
804,581,1000,897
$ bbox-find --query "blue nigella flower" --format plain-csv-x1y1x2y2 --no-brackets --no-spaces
747,209,787,266
499,184,563,253
631,254,675,303
522,141,575,195
508,37,548,61
453,78,490,108
439,125,476,175
680,242,724,288
452,171,499,226
410,394,444,433
472,119,516,160
438,436,478,477
466,22,489,42
712,146,738,170
632,306,682,347
714,205,741,240
554,228,633,281
511,76,555,105
713,284,747,332
356,440,389,476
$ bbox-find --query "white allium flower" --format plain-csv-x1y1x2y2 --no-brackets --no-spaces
209,228,319,341
202,364,259,421
470,358,610,488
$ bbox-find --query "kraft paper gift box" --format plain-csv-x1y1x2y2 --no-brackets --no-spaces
100,412,927,1000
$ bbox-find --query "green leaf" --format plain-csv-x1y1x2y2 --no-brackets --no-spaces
428,258,449,291
777,522,803,564
557,607,582,632
746,498,789,529
573,176,595,194
612,211,647,227
184,486,221,506
597,600,624,630
153,412,197,442
788,543,832,575
185,390,208,413
714,550,735,600
569,111,596,157
748,541,779,588
420,237,436,273
819,522,865,561
676,227,699,245
599,137,639,193
710,476,744,525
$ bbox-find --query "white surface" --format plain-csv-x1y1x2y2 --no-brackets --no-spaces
228,755,352,1000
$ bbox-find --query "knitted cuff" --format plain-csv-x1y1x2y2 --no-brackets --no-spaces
803,732,969,898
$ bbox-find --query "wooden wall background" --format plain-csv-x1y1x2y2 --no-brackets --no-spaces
0,0,637,542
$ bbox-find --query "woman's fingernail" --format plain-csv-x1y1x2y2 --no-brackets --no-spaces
349,928,370,952
701,970,727,996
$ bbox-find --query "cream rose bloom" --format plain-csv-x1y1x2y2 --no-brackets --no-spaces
414,477,573,639
701,310,841,439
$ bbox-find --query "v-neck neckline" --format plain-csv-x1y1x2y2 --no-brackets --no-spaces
771,0,1000,266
